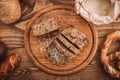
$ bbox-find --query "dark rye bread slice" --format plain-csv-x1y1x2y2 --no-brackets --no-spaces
32,18,59,37
61,26,88,49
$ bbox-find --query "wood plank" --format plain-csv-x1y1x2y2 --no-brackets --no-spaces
0,9,120,80
0,23,116,80
6,26,119,80
95,22,120,38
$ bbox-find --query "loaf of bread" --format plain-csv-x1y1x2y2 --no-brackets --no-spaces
47,26,88,66
0,0,21,24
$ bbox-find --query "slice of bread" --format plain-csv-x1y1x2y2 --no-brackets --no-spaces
47,26,88,66
32,18,59,37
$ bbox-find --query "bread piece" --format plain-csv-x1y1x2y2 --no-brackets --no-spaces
47,26,88,66
54,39,75,60
61,26,88,49
47,40,66,66
57,34,80,54
32,19,59,37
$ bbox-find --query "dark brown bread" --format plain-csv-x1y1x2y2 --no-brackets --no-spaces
47,26,88,66
57,34,80,54
61,26,88,49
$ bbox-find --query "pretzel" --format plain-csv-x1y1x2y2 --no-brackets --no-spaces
101,31,120,78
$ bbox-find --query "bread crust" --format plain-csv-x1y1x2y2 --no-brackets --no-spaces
0,0,21,24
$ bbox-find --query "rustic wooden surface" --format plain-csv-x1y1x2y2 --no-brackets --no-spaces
0,20,120,80
24,5,98,75
0,2,120,80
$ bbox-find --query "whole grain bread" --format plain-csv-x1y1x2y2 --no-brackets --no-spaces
32,18,59,37
47,26,88,66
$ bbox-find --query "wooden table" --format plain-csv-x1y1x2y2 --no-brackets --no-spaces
0,2,120,79
0,22,120,80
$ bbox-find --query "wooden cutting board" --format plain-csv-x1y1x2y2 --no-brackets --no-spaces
51,0,75,6
24,5,98,75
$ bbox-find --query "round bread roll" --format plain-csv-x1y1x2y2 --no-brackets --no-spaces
0,0,21,24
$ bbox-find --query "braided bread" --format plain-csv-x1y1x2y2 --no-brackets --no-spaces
101,31,120,78
0,54,21,80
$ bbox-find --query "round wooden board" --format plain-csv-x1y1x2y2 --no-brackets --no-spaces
24,5,98,75
51,0,75,5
